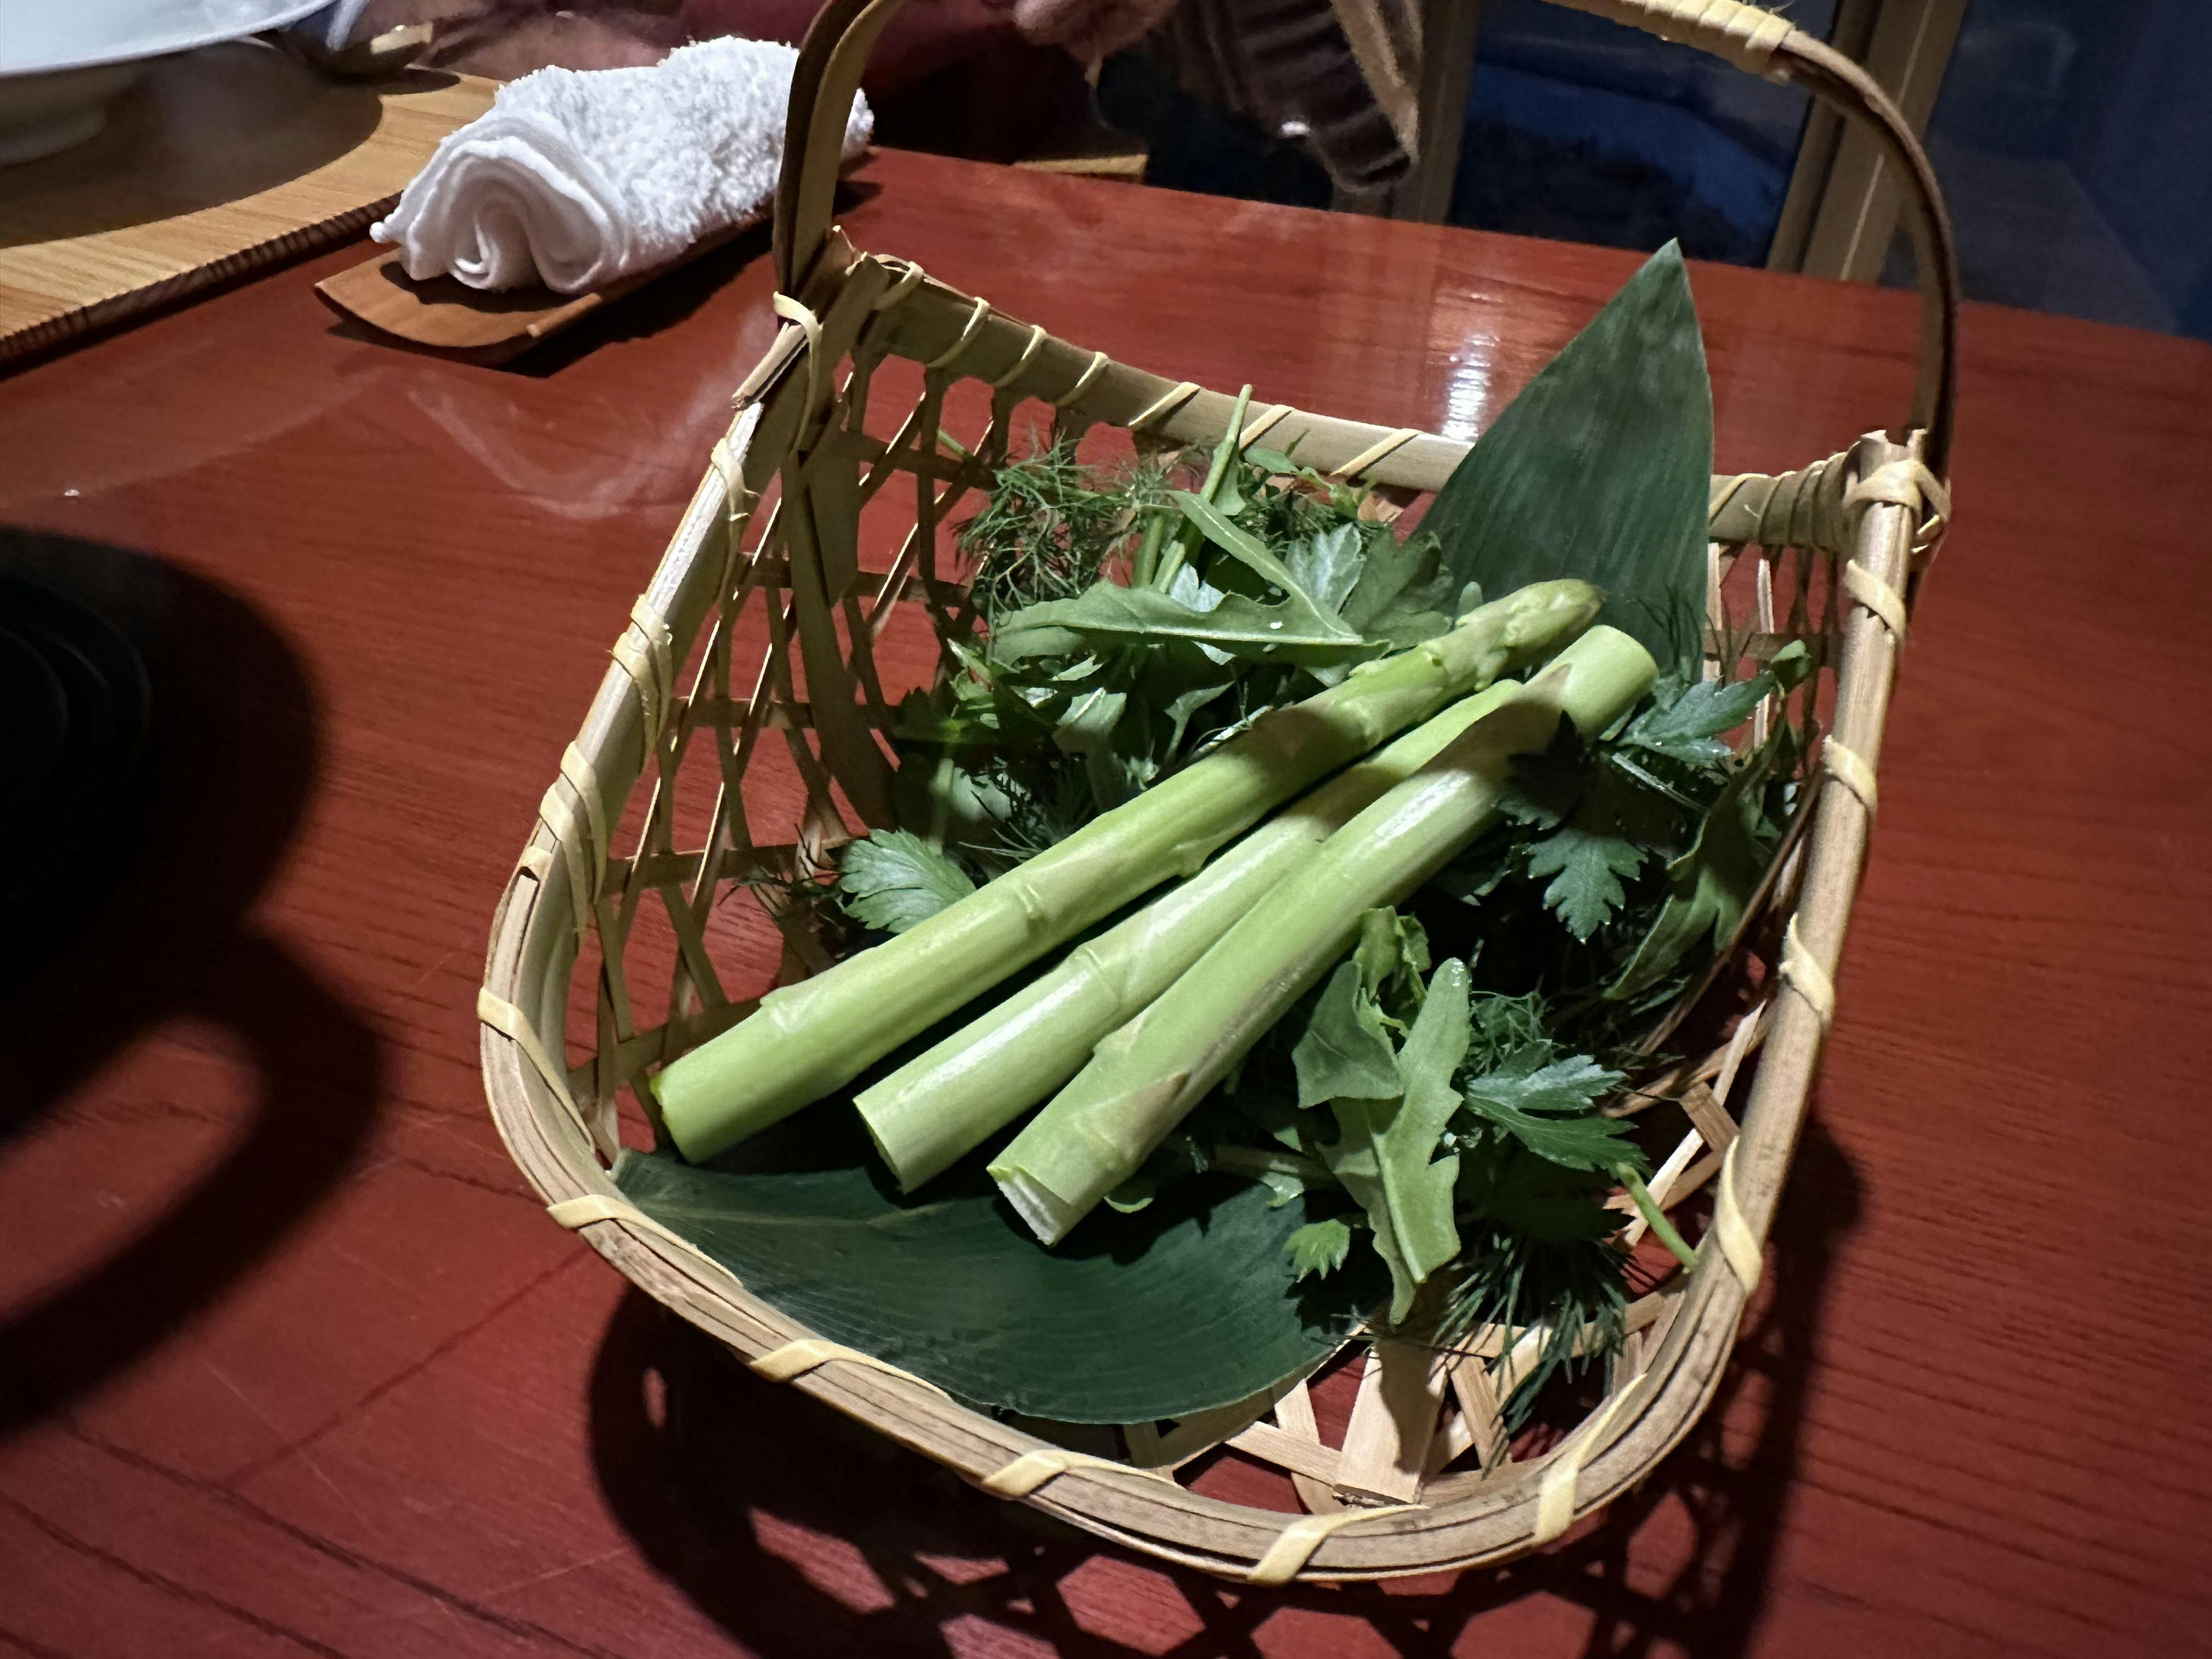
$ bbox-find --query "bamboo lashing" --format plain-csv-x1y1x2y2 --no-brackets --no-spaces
1821,739,1878,814
1246,1504,1421,1585
1843,560,1910,640
548,1192,733,1274
1328,427,1424,481
1706,1141,1766,1294
749,1338,951,1396
1532,1375,1646,1545
1778,915,1838,1026
981,1448,1169,1497
1128,380,1203,431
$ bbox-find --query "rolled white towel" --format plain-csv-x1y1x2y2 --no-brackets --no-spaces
370,37,872,295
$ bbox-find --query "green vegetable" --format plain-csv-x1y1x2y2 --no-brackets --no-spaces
836,829,975,934
1326,957,1476,1322
1421,242,1712,675
1284,1217,1355,1283
989,624,1659,1246
611,1142,1364,1423
856,682,1522,1192
652,580,1604,1163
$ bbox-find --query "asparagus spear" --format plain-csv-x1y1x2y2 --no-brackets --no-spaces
857,680,1523,1191
989,624,1658,1246
652,580,1602,1163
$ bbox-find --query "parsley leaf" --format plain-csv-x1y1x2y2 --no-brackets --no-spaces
1621,674,1770,765
1526,824,1649,940
1458,1051,1639,1173
1283,1217,1354,1282
836,830,976,934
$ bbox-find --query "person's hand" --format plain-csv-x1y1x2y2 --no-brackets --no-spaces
1009,0,1179,61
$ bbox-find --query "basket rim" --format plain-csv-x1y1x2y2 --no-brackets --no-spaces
477,249,1940,1581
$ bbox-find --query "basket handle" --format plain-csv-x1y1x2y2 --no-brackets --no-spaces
772,0,1959,473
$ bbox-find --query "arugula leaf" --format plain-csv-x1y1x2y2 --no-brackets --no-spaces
1458,1051,1638,1173
1526,825,1648,940
1283,522,1367,615
837,830,976,934
1291,960,1401,1104
1340,527,1456,647
1325,959,1475,1321
1419,242,1713,674
1171,492,1363,643
1352,905,1430,1024
994,580,1375,668
1284,1217,1354,1282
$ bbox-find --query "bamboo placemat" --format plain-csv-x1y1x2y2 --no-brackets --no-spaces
0,44,494,366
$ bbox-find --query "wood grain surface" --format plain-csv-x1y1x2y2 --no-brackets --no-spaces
0,46,494,365
1,146,2207,1657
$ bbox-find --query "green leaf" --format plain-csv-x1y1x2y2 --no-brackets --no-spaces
1431,833,1516,907
1526,823,1648,940
1171,492,1363,642
1283,522,1367,616
1051,684,1126,754
614,1141,1359,1423
1608,730,1781,998
1500,715,1587,830
1352,905,1430,1020
1324,961,1474,1323
1622,674,1769,766
1284,1217,1354,1282
837,830,976,934
1291,960,1401,1104
1340,527,1455,647
995,580,1375,668
1459,1052,1637,1173
1420,243,1713,674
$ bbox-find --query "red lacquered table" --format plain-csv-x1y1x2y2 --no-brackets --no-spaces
2,149,2208,1658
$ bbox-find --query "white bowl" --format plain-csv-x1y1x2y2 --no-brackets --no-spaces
0,0,331,165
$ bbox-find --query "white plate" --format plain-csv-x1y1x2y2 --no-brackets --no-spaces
1,0,332,165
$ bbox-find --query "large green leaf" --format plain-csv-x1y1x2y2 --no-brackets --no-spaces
1420,242,1713,674
614,1124,1359,1423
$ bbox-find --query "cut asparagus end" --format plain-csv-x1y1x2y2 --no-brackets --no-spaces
989,1161,1082,1248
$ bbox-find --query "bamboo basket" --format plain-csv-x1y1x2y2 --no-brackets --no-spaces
479,0,1959,1584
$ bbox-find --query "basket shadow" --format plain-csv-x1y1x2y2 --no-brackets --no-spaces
0,531,385,1435
585,1113,1860,1658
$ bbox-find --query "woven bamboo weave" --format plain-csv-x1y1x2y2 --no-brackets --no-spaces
479,0,1959,1581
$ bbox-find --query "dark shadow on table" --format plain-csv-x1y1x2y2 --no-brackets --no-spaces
588,1114,1861,1658
0,531,384,1435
